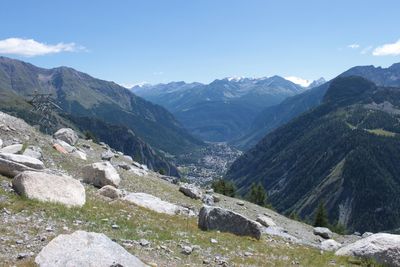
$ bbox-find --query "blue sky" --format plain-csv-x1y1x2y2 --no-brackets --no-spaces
1,0,400,87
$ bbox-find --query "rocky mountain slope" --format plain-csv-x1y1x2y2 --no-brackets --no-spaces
0,56,203,156
234,63,400,150
133,76,313,142
2,110,394,266
226,76,400,233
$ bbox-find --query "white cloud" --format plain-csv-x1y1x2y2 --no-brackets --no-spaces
153,71,164,76
348,44,360,49
119,81,149,89
373,39,400,56
0,37,85,57
361,45,373,54
284,76,311,87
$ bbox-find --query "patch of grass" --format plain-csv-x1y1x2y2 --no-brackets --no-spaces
366,128,396,137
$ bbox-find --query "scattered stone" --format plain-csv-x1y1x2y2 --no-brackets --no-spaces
123,155,133,162
35,231,147,267
71,150,87,160
179,183,203,199
98,185,122,199
210,238,218,244
13,171,86,207
335,233,400,266
55,139,75,153
139,239,150,247
205,188,214,194
198,206,262,240
22,145,43,159
53,128,79,146
82,161,121,188
0,153,44,177
256,215,276,228
0,138,2,148
45,226,54,232
213,195,221,203
0,143,23,154
181,246,193,255
201,194,214,205
118,163,131,170
313,227,333,239
101,150,115,161
17,252,29,260
320,239,341,251
353,232,361,236
111,224,120,229
236,201,245,206
244,252,253,257
123,192,195,216
0,153,45,169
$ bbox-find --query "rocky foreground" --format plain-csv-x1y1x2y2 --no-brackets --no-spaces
0,111,399,266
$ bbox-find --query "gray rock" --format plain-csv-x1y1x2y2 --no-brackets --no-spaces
35,231,147,267
320,239,341,251
53,128,78,146
139,239,149,247
98,185,122,199
0,144,23,154
118,163,131,170
123,192,195,216
123,155,133,162
181,246,193,255
256,215,276,228
362,232,373,238
198,206,262,240
236,201,245,206
71,150,87,160
335,233,400,266
82,161,121,188
22,145,43,159
13,171,86,207
0,138,2,148
179,183,203,199
101,150,115,161
201,194,214,206
0,153,45,177
313,227,333,239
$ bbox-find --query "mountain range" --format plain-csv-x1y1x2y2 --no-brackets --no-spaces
133,76,324,142
234,63,400,150
226,75,400,233
0,56,204,176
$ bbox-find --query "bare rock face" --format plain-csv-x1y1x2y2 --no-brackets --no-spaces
198,206,262,240
82,161,121,188
35,231,147,267
12,171,86,207
98,185,122,199
335,233,400,266
179,183,203,199
53,128,79,146
0,153,45,177
123,192,195,216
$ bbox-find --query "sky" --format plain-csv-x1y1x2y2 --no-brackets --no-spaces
0,0,400,87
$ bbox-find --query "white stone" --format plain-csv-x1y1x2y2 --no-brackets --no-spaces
22,146,43,159
0,138,3,148
0,153,45,177
335,233,400,266
71,150,87,160
0,153,44,169
256,215,276,227
13,171,86,207
321,239,341,251
179,183,203,199
123,192,194,216
35,231,147,267
53,128,78,146
82,161,121,188
0,144,23,154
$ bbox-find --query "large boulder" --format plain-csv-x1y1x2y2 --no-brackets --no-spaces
53,128,78,146
123,192,195,216
0,144,23,154
13,171,86,207
35,231,147,267
82,162,120,188
313,227,333,239
335,233,400,266
179,183,203,199
0,153,45,177
321,239,341,251
198,206,262,240
101,150,115,161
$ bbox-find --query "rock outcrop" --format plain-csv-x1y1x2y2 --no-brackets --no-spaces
35,231,147,267
179,183,203,199
124,192,194,216
335,233,400,266
198,206,262,240
313,227,333,239
12,171,86,207
53,128,79,146
82,161,121,188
